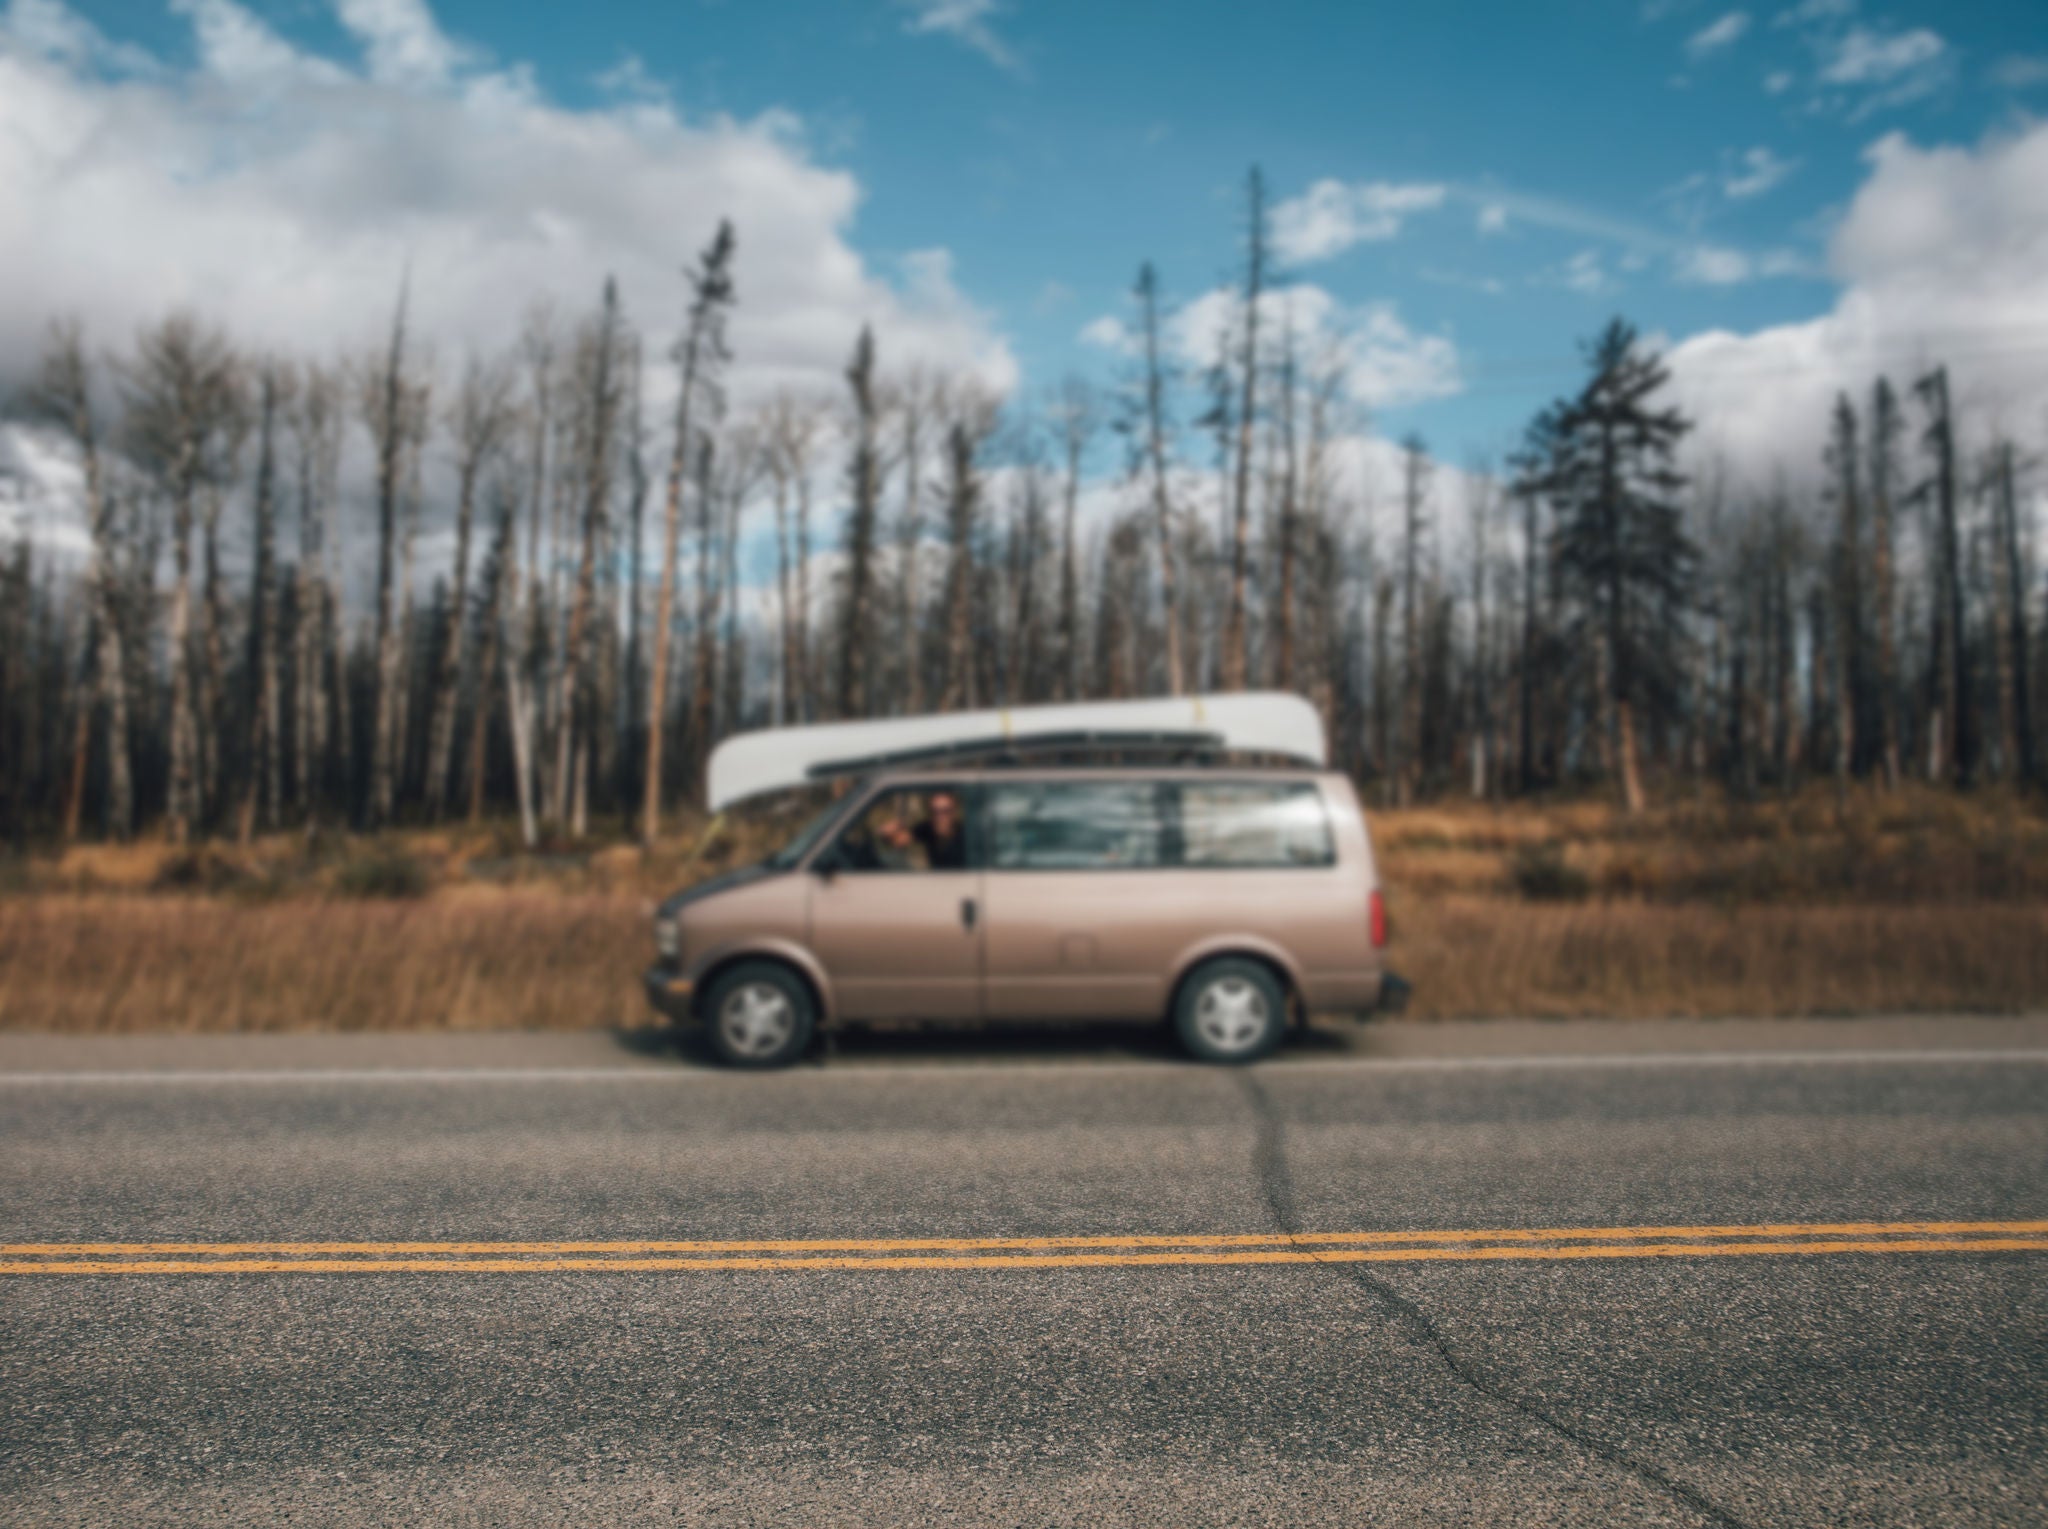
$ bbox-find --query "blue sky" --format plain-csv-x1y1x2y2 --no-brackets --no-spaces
400,0,2040,458
4,0,2047,497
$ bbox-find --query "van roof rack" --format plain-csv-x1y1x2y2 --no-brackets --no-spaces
804,729,1225,780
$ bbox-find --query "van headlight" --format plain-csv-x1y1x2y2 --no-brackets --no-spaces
654,913,681,960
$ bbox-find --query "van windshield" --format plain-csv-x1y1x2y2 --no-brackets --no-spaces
761,801,848,870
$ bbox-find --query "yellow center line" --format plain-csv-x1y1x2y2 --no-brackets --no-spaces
3,1237,2046,1275
2,1221,2045,1273
7,1220,2044,1259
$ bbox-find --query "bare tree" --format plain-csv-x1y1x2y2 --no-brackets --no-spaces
122,313,238,842
1053,378,1097,700
1867,377,1903,788
763,391,828,724
1396,433,1431,803
424,356,515,818
1915,366,1970,785
555,279,626,837
30,323,134,840
939,395,999,710
359,287,414,828
838,326,882,719
236,361,289,841
1132,265,1182,694
1220,167,1266,691
644,220,735,840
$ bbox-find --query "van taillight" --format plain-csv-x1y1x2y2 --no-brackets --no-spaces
1369,890,1387,949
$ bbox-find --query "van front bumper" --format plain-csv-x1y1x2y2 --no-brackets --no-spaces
642,964,697,1023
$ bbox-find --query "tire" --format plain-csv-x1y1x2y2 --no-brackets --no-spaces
702,961,817,1069
1173,957,1287,1064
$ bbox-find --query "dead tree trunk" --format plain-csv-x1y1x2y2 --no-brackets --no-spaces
1135,268,1182,695
1221,169,1264,691
839,327,881,719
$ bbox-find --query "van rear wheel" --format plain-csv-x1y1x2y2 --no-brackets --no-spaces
1174,958,1286,1064
703,962,816,1069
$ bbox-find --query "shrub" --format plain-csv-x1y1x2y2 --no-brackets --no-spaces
330,849,431,900
1509,841,1592,902
150,846,255,893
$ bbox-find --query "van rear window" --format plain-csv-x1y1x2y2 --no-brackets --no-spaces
1178,782,1335,868
987,780,1333,871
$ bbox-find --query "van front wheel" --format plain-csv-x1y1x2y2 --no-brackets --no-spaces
1174,959,1286,1064
703,962,816,1069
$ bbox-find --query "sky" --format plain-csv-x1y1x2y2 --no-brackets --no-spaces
2,0,2047,552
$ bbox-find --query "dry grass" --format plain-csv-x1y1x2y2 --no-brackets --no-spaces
2,887,2043,1034
0,889,650,1033
1375,783,2048,904
1396,897,2048,1019
0,784,2043,1031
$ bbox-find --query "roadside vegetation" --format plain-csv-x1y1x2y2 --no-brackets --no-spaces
3,785,2042,1033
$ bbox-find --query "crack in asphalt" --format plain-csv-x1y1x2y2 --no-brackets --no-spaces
1234,1070,1750,1529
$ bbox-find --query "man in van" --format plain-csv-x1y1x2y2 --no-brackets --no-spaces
877,789,967,870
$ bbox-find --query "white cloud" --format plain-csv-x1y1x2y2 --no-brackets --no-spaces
1476,203,1509,235
1558,249,1612,295
1989,53,2048,90
1078,314,1133,355
1819,24,1942,83
1723,144,1797,198
1771,0,1853,27
1686,11,1751,58
1168,285,1461,410
1269,179,1447,264
1666,120,2048,482
0,0,1016,414
1763,68,1795,93
1810,23,1950,116
898,0,1023,76
1674,246,1754,284
332,0,466,85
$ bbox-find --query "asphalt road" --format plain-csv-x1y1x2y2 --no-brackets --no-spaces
4,1018,2046,1527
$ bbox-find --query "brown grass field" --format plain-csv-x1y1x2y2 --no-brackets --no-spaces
2,785,2044,1031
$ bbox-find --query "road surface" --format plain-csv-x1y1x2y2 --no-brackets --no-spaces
3,1017,2045,1526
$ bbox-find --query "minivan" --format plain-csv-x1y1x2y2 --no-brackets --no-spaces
644,695,1401,1066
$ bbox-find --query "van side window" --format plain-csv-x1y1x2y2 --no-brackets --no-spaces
1177,782,1335,868
829,787,971,872
990,783,1169,870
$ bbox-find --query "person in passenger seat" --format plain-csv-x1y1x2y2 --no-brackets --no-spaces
879,790,968,870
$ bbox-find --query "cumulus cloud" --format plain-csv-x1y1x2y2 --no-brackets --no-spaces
1167,285,1461,410
1666,120,2048,482
1269,179,1447,265
1686,11,1751,58
0,0,1017,410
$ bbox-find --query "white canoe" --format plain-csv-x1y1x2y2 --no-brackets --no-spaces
705,692,1328,812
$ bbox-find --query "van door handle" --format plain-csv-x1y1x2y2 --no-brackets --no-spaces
960,898,978,931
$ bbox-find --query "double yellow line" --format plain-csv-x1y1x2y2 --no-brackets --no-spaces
5,1220,2045,1275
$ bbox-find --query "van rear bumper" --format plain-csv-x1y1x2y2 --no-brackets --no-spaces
642,964,696,1023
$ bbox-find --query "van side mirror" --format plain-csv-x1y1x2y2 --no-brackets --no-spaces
811,844,844,879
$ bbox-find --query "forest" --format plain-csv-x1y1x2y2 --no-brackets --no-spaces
1,170,2041,852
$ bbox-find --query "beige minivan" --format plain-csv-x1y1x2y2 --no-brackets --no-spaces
644,744,1402,1066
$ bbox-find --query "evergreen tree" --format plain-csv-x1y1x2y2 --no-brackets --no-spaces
1534,319,1697,812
